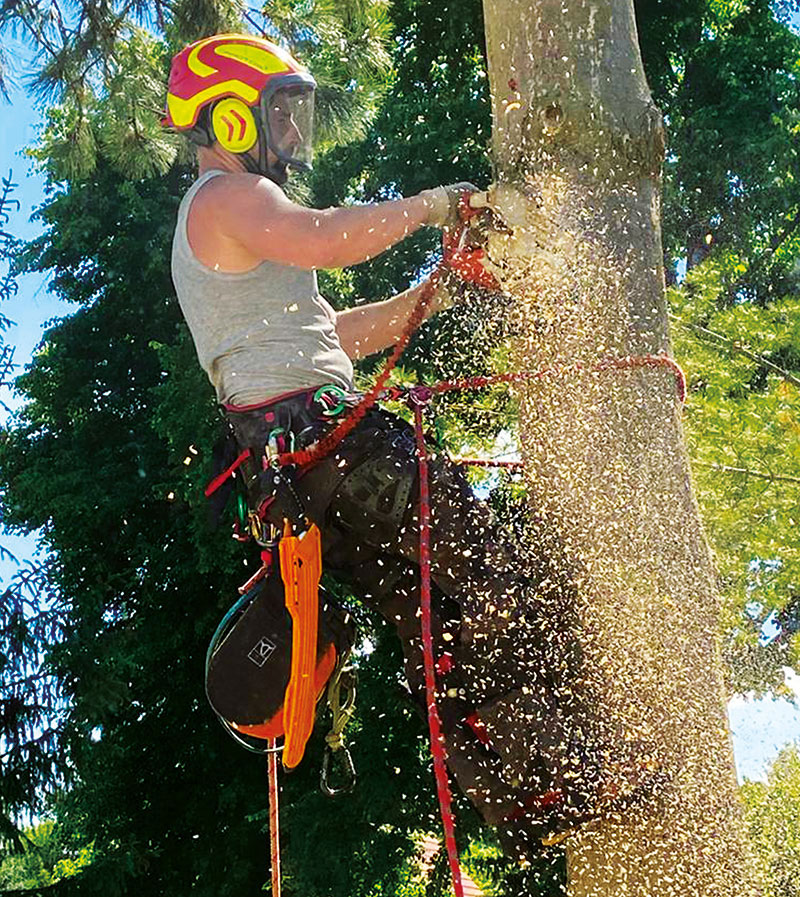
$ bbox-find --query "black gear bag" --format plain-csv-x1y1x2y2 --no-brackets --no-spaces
205,561,355,752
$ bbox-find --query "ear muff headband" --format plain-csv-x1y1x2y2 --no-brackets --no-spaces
212,98,258,154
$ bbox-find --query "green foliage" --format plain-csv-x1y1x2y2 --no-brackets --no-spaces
632,0,800,694
0,171,18,403
458,836,564,897
0,175,66,849
669,252,800,694
0,560,64,848
268,0,394,152
636,0,800,295
0,172,19,310
2,0,800,894
0,820,93,890
742,744,800,896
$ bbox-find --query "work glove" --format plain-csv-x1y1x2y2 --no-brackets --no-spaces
422,182,481,230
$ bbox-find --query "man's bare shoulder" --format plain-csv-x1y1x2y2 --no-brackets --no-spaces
187,172,289,271
187,169,328,269
193,171,285,215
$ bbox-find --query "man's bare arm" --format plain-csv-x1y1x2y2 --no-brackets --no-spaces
336,280,447,360
205,173,442,270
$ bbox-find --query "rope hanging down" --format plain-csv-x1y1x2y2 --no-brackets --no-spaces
412,394,465,897
268,738,281,897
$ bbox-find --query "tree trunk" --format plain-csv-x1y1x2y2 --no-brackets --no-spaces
479,1,762,893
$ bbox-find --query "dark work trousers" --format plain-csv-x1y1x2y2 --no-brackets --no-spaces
227,389,603,848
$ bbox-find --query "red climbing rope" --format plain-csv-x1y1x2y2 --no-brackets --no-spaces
204,448,252,497
454,458,524,469
268,739,281,897
277,349,684,476
426,354,687,403
412,397,465,897
276,270,444,470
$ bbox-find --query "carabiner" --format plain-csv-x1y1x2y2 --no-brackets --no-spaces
320,744,356,797
313,384,348,417
266,427,295,464
236,493,248,527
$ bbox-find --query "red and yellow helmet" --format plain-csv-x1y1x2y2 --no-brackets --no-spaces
165,33,316,179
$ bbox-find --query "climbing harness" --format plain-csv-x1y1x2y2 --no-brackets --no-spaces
410,389,465,897
203,195,687,894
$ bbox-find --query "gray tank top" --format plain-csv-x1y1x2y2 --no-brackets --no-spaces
171,170,354,406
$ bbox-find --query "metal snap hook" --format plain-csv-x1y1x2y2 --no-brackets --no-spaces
320,743,356,797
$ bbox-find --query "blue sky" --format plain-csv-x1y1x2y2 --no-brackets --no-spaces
1,31,799,785
0,86,64,401
729,672,800,780
0,76,65,567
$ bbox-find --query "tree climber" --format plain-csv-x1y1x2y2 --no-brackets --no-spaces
165,32,644,853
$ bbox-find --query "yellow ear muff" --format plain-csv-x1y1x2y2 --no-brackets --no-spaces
212,98,258,154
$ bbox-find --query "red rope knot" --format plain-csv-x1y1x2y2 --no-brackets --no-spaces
380,385,407,402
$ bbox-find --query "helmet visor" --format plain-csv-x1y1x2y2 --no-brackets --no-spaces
262,85,314,171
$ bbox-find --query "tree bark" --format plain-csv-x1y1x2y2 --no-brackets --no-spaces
479,1,761,893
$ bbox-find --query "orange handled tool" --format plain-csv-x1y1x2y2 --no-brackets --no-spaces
279,520,323,769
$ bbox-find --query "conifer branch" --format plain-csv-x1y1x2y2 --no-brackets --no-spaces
243,8,267,36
